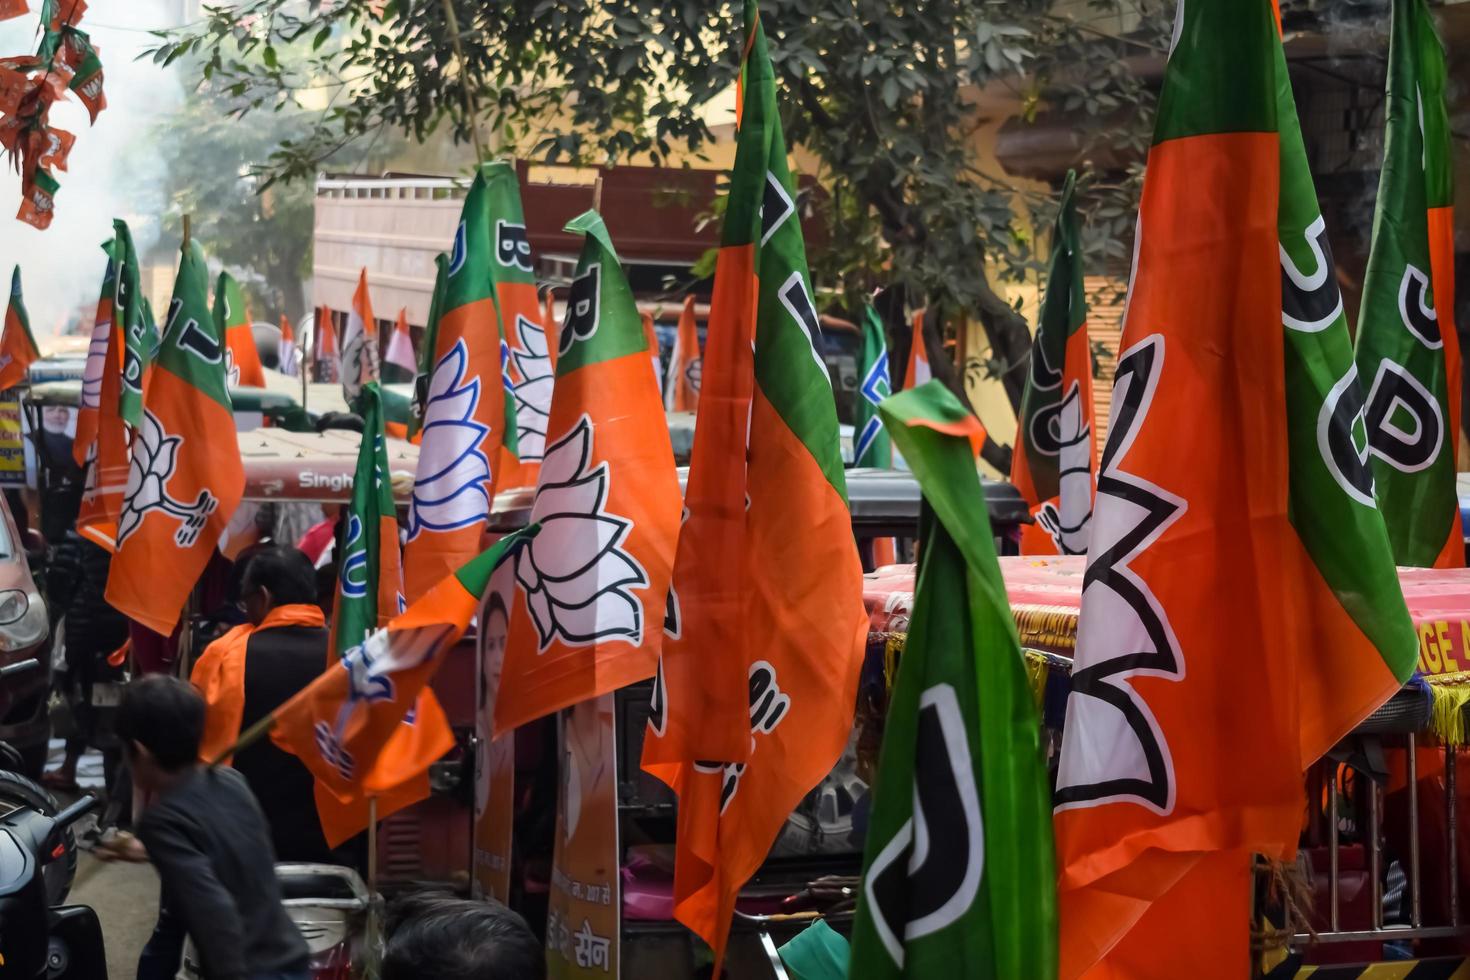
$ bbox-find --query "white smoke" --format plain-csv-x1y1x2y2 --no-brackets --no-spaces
0,0,183,336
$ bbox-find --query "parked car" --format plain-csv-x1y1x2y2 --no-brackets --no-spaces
0,492,51,777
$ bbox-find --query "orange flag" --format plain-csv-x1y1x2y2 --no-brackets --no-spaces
270,529,536,806
72,247,113,469
640,2,866,967
278,315,298,377
105,241,244,636
384,307,416,377
214,272,266,388
903,310,931,390
640,312,662,390
493,210,680,736
663,295,701,413
341,268,380,403
1053,2,1418,974
315,305,339,382
0,267,39,390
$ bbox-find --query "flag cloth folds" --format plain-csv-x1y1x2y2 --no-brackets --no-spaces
72,240,113,468
278,315,297,377
850,381,1056,979
483,162,549,488
314,381,447,847
1053,2,1418,976
664,294,701,413
493,210,680,737
271,527,537,803
1352,0,1461,569
853,305,892,469
0,266,39,390
314,305,339,383
214,271,265,389
384,308,416,380
105,239,244,636
410,253,449,441
0,2,28,22
404,165,514,602
78,222,150,552
903,311,930,390
1012,171,1096,557
341,268,380,405
639,0,867,966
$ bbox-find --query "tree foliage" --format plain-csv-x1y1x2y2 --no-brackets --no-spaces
156,0,1172,422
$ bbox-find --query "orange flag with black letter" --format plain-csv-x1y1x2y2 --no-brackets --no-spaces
639,2,866,967
493,210,680,737
105,239,244,636
1053,2,1417,975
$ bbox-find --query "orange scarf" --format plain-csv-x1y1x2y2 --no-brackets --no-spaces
192,605,326,764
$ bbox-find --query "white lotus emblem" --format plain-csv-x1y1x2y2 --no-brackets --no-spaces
517,415,648,650
511,315,553,463
408,340,492,539
116,409,218,548
1034,382,1094,555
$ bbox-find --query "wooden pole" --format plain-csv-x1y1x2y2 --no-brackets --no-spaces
207,710,277,768
182,214,191,250
439,0,486,161
591,175,604,213
367,796,379,892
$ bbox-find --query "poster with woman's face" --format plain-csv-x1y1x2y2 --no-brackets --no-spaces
472,561,517,903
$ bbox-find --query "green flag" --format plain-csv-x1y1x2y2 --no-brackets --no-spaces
336,381,403,654
850,380,1056,979
1352,0,1461,568
410,251,449,440
1274,23,1419,675
111,220,150,428
853,305,892,469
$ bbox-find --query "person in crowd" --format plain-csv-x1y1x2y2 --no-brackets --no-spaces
191,545,342,864
383,890,545,980
43,530,128,794
120,675,309,980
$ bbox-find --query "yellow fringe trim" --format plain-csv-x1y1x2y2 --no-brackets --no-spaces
1429,672,1470,747
1012,605,1079,653
1023,650,1050,709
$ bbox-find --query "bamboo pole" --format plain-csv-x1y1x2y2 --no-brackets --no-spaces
207,710,277,768
182,214,191,250
367,796,379,892
591,175,604,213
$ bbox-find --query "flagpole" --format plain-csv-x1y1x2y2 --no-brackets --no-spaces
182,214,191,250
208,710,277,767
591,175,604,213
367,796,379,892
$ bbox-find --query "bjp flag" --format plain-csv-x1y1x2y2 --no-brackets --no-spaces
214,271,265,389
0,2,28,22
1012,172,1097,557
492,210,680,737
483,162,550,488
78,221,151,552
404,165,514,602
72,240,115,469
1352,0,1461,568
0,267,39,390
639,1,866,967
663,295,701,413
384,308,416,380
1054,2,1417,975
314,305,339,382
105,239,244,636
271,528,536,803
278,315,298,377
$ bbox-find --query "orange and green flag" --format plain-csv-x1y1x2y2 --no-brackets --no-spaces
271,527,537,806
1011,171,1096,557
341,267,380,405
214,271,265,389
313,380,447,847
664,294,701,413
1352,0,1461,569
1053,2,1417,975
484,162,549,489
639,0,867,967
78,221,151,552
105,238,244,636
493,210,680,737
72,240,114,469
410,253,449,441
0,266,39,390
404,165,515,602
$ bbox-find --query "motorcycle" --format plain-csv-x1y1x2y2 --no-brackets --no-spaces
177,863,380,980
0,791,107,978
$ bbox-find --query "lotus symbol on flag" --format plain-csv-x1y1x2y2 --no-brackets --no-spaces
511,315,552,462
685,356,703,395
1034,382,1094,555
116,409,219,548
408,340,491,539
224,346,240,388
517,416,649,651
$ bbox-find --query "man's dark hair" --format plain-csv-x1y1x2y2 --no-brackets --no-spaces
116,676,204,770
241,545,318,607
383,892,545,980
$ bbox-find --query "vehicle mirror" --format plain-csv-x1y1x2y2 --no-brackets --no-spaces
22,530,43,554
